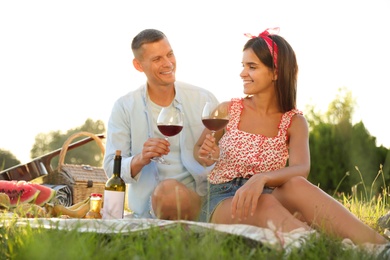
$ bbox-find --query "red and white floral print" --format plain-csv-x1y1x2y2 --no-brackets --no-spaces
208,98,302,184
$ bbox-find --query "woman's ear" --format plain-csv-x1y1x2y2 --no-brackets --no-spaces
133,58,144,72
273,69,278,81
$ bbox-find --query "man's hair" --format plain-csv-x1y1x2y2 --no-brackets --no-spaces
131,29,166,58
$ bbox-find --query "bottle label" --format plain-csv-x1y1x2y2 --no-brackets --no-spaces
103,190,125,219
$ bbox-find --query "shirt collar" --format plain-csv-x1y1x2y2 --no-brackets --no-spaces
141,82,183,108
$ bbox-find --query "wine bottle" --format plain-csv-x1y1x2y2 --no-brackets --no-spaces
103,150,126,219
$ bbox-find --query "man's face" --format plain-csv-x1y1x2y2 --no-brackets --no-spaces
134,38,176,87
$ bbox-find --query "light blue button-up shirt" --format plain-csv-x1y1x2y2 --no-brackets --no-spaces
104,81,219,217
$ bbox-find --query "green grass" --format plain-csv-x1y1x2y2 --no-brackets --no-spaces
334,165,389,230
0,219,376,260
1,166,389,260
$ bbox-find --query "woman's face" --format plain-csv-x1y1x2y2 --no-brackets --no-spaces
240,48,276,96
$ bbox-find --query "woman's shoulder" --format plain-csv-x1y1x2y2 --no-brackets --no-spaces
281,108,307,130
289,112,308,132
228,97,245,106
289,108,303,115
221,97,245,111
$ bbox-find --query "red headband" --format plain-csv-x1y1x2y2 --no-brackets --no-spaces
244,27,280,69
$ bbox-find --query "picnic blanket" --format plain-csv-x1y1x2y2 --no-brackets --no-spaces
2,212,315,251
1,212,388,257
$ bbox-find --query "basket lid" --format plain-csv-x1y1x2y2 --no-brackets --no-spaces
61,164,108,183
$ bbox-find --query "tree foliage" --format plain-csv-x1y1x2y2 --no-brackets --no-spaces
307,87,389,195
30,119,106,170
0,149,21,171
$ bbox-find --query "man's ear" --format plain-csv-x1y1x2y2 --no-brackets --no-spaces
133,58,144,72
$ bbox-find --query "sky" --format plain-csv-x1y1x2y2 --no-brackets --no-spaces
1,0,389,164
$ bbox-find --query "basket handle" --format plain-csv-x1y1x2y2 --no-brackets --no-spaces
57,131,105,170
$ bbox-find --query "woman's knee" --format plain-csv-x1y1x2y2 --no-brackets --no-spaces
273,176,312,211
279,176,310,192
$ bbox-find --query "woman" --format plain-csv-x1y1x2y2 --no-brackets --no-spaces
194,28,388,247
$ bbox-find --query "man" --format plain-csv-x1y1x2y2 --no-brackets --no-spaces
103,29,219,220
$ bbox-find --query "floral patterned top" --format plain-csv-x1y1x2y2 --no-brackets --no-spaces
208,98,303,184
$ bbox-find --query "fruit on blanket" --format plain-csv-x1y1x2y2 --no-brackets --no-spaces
57,202,90,218
67,196,91,211
13,203,46,218
43,203,54,217
0,193,11,210
45,200,90,218
0,180,40,207
27,183,56,206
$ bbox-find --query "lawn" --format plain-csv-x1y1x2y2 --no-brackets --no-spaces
1,168,389,259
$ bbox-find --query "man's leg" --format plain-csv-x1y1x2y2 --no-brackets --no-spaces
151,179,201,220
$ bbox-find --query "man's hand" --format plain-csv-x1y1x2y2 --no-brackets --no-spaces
140,138,170,164
130,138,170,177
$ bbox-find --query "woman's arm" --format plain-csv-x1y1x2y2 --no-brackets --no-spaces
260,114,311,187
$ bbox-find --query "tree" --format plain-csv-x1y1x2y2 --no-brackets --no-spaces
325,87,355,125
307,87,354,193
349,122,384,192
30,118,106,170
307,87,388,195
0,149,21,171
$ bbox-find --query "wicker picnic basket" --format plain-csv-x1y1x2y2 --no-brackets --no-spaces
51,131,108,204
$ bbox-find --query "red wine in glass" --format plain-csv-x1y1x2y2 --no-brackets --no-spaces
151,106,184,164
201,118,229,132
200,102,229,160
157,125,183,136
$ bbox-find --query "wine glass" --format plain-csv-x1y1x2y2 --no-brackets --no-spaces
200,102,229,160
151,106,184,164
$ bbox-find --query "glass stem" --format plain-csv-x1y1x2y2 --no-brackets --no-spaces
208,131,217,159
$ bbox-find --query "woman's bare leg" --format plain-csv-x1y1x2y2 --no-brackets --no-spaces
211,193,310,232
273,176,388,244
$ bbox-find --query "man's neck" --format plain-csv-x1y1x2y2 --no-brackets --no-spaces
147,83,175,107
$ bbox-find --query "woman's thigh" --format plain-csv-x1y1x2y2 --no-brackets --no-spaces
272,176,316,221
212,193,310,232
200,178,274,222
211,193,280,225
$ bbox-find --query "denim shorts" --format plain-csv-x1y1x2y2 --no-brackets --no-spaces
199,177,274,222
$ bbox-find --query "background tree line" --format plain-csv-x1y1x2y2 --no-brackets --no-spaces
306,88,389,196
1,88,389,197
0,118,106,174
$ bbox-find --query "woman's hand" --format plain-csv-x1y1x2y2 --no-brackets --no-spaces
194,126,225,167
198,133,220,160
231,174,267,221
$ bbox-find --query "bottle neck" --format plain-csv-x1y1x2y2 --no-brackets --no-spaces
113,156,121,174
